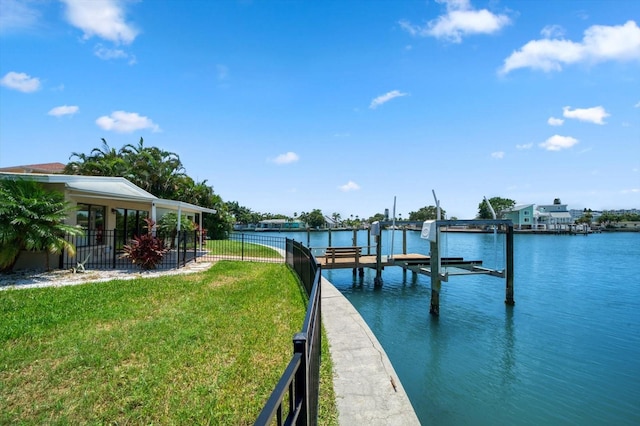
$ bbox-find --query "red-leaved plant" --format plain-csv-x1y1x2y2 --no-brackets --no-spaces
121,218,169,270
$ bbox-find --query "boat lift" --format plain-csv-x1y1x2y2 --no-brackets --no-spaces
415,218,515,316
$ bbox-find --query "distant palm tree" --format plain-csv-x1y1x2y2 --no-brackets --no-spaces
0,178,84,272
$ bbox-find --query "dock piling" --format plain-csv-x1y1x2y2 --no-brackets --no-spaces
429,240,441,315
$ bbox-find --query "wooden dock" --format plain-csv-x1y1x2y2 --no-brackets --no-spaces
314,219,515,316
316,251,495,281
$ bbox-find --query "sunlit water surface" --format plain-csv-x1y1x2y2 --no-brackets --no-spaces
260,230,640,425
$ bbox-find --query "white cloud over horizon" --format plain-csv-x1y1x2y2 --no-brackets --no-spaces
271,152,299,165
369,90,408,109
500,20,640,74
399,0,510,43
95,111,160,133
339,181,360,192
563,106,610,124
61,0,139,45
48,105,79,117
0,71,40,92
539,134,579,151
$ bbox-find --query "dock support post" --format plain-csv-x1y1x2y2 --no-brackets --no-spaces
402,228,407,254
374,234,383,286
353,228,357,247
328,228,332,247
505,224,515,306
429,240,441,316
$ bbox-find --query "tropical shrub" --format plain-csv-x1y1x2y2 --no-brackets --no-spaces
0,178,84,272
121,219,169,270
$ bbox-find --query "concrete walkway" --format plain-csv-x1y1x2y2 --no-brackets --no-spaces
321,277,421,425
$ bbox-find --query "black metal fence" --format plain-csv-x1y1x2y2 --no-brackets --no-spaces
206,232,287,263
61,229,200,270
255,239,322,425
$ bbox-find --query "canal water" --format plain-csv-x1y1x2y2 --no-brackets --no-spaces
261,229,640,425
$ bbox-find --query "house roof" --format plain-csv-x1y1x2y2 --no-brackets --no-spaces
0,162,66,174
504,204,534,212
0,172,216,214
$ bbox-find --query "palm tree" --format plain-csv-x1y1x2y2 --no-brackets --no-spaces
0,178,84,272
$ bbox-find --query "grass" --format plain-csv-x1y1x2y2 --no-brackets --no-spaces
0,261,338,425
205,239,283,259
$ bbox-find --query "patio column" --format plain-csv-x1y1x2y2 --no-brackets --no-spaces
151,202,157,236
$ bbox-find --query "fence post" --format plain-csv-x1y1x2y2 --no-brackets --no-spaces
193,230,197,263
112,229,117,269
293,332,309,426
181,231,186,268
242,233,245,261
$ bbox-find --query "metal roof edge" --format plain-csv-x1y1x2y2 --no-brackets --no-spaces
154,198,217,214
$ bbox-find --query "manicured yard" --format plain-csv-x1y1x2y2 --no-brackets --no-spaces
0,261,337,425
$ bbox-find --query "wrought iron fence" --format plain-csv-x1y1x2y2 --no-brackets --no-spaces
255,239,322,425
61,229,199,271
204,232,287,263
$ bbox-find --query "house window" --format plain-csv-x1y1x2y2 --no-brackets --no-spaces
76,204,106,245
115,208,149,247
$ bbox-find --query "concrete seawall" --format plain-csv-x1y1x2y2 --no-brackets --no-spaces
321,277,420,425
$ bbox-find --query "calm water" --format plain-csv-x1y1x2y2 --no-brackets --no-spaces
269,229,640,425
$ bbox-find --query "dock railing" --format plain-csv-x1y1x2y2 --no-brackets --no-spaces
255,238,322,426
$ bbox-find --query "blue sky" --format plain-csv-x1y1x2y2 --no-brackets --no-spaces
1,0,639,219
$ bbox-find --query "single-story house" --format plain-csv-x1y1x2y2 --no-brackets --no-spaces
256,219,305,230
0,172,216,270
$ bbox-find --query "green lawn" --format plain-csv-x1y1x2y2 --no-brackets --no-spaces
0,261,337,425
205,239,283,259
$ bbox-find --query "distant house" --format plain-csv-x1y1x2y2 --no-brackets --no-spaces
0,162,66,174
324,216,339,229
256,219,305,230
535,198,573,230
0,172,216,270
502,204,535,229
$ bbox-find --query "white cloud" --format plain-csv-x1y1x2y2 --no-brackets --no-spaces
516,143,533,150
369,90,408,109
95,111,160,133
635,101,640,108
548,117,564,126
94,44,135,64
491,151,505,159
541,25,565,39
271,152,299,165
621,188,640,194
0,71,40,92
563,106,610,125
399,0,510,43
539,135,579,151
48,105,79,117
61,0,139,44
339,181,360,192
500,20,640,74
0,0,40,33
